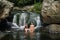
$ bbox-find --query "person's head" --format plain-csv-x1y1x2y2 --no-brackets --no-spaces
28,22,35,28
25,23,28,28
31,22,34,25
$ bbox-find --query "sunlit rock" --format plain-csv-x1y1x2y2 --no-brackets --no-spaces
41,0,60,24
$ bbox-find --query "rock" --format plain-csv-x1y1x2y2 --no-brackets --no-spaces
46,24,60,33
0,31,8,39
46,24,60,39
0,0,14,32
0,32,13,40
0,0,14,19
41,0,60,24
13,5,34,12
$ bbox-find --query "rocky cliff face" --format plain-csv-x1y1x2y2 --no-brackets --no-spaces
0,0,13,19
41,0,60,34
0,0,14,32
41,0,60,24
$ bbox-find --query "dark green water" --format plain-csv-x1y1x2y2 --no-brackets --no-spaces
0,31,60,40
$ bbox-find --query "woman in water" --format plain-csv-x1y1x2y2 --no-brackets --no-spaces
29,22,35,33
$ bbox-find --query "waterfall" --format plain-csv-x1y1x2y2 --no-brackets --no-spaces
36,16,41,27
19,13,27,30
13,14,17,23
12,11,42,30
35,16,41,29
13,13,20,25
29,12,42,29
19,13,27,26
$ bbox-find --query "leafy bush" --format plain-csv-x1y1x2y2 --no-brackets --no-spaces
30,3,42,13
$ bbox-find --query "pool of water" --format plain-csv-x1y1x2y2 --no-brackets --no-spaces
0,30,60,40
19,32,40,40
12,31,40,40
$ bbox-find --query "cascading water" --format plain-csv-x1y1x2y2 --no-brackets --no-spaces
29,12,42,29
13,14,17,23
19,13,27,30
12,11,42,30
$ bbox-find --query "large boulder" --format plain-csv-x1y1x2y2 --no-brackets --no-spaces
0,0,14,19
46,24,60,39
41,0,60,24
46,24,60,33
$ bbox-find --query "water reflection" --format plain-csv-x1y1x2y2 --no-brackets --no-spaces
0,31,60,40
19,31,40,40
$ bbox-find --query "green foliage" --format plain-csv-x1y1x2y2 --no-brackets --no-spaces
31,2,42,13
8,0,43,13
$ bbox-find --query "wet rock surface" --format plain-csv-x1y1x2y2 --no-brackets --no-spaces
41,0,60,24
46,24,60,33
0,32,13,40
41,0,60,39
